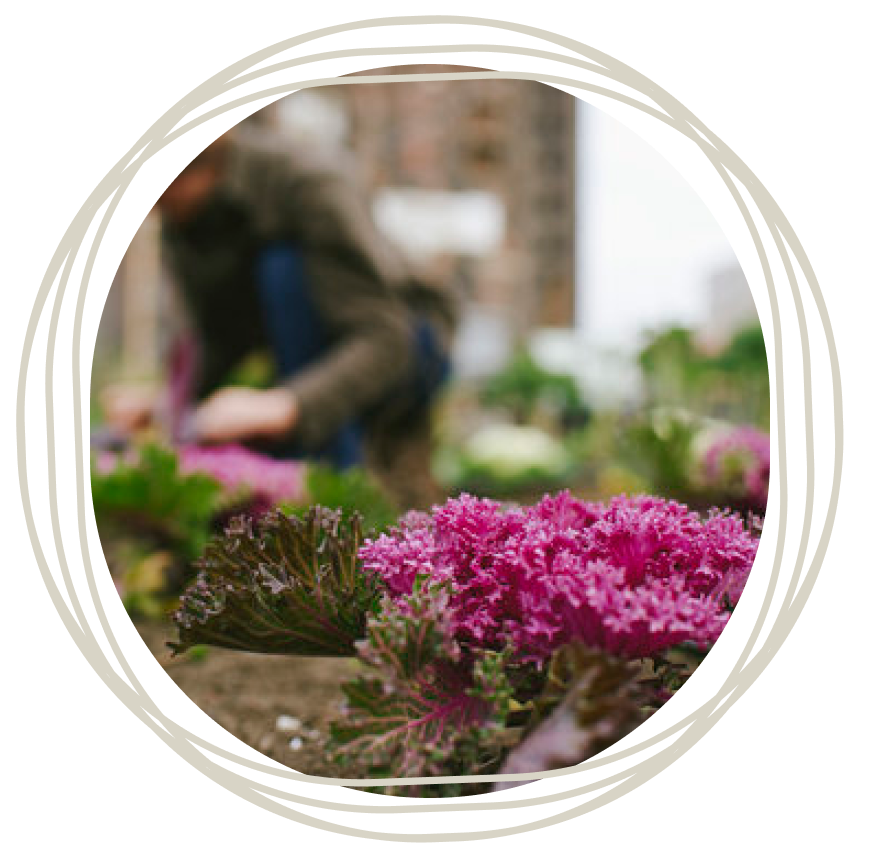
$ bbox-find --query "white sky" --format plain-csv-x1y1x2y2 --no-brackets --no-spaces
576,100,744,352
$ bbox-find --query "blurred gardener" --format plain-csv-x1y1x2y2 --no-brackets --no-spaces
102,127,457,509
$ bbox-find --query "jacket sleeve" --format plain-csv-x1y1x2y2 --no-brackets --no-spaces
271,173,415,451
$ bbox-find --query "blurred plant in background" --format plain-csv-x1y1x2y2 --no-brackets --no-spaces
615,409,701,503
434,422,575,499
638,324,769,429
480,348,591,432
281,464,398,536
432,326,770,515
698,424,770,515
92,441,396,618
91,444,224,616
434,349,589,499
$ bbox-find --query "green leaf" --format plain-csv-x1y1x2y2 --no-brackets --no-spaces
91,443,223,562
481,349,589,427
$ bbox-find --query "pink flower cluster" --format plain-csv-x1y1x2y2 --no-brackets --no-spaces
703,426,770,512
359,492,759,664
176,444,306,505
95,449,126,475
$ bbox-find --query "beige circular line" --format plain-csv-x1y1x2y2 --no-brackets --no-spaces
16,16,843,843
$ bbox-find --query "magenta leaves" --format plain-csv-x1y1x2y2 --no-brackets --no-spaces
359,491,759,665
170,507,382,657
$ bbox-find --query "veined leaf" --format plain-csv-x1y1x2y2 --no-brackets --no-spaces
327,583,513,795
170,506,383,657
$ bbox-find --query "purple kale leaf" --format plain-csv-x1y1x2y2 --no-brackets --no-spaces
170,506,382,657
495,642,646,791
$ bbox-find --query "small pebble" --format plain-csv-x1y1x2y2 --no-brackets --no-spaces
289,737,303,751
275,715,302,733
259,734,274,751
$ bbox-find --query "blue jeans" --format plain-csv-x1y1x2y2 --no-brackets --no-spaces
255,245,363,469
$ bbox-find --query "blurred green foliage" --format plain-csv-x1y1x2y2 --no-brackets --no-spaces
435,450,576,500
91,444,222,561
480,349,590,429
282,465,398,536
638,325,769,428
91,444,224,615
616,412,699,501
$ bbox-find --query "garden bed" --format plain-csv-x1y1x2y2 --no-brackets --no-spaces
136,620,351,778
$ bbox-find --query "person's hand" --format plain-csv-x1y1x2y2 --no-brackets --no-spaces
192,387,298,444
100,383,159,435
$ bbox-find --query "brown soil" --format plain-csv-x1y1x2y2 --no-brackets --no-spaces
135,620,352,777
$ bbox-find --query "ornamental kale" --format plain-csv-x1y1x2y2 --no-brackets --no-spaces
91,443,222,563
702,426,770,515
359,491,759,664
176,443,307,509
170,490,759,793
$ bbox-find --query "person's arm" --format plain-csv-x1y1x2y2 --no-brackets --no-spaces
273,173,414,450
192,157,415,450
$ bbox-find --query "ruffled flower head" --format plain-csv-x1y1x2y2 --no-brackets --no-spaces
359,491,759,665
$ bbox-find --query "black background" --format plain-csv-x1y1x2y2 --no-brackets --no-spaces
18,12,836,853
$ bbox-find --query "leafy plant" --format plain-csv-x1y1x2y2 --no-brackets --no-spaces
91,443,222,563
171,507,383,657
711,325,769,378
638,325,769,428
496,643,645,790
360,492,757,663
170,492,759,795
434,422,576,500
617,410,700,502
698,425,770,516
176,443,306,512
327,582,514,795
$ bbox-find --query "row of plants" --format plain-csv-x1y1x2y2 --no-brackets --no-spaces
434,324,770,514
169,490,761,795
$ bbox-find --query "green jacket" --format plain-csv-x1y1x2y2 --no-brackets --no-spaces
161,130,457,451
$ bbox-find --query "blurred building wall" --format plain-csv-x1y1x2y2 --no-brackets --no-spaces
94,210,162,384
260,66,577,339
701,262,760,350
